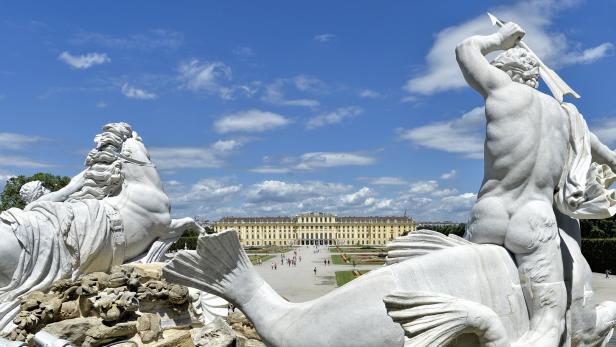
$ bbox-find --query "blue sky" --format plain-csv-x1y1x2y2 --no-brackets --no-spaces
1,0,615,222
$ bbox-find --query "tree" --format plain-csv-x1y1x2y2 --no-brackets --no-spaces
0,173,71,211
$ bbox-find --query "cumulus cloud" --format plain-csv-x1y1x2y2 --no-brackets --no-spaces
340,187,374,205
591,117,616,146
164,174,475,222
404,1,613,96
293,75,326,92
440,170,457,180
560,43,614,65
173,179,242,204
214,109,290,133
306,106,363,129
149,138,246,170
178,60,233,99
358,89,382,99
366,177,408,185
409,180,439,194
58,51,110,69
250,151,377,173
262,79,320,108
249,166,291,174
314,33,335,43
121,83,156,100
293,152,376,171
246,180,351,204
398,106,485,159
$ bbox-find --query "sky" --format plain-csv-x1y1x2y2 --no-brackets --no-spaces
1,0,615,222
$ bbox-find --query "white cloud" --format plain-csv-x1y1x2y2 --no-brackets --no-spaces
164,174,476,222
214,109,290,133
358,89,381,98
560,43,614,65
178,60,234,99
314,33,335,43
58,51,110,69
173,179,242,204
0,155,51,168
404,1,613,95
96,101,108,108
293,152,376,171
249,166,291,174
367,176,408,185
431,188,458,197
210,139,243,152
440,169,457,180
0,133,46,149
246,180,351,204
306,106,363,129
149,138,246,170
409,180,439,194
293,75,325,92
441,192,477,207
399,106,485,159
591,117,616,146
262,79,320,108
121,83,156,100
341,187,374,205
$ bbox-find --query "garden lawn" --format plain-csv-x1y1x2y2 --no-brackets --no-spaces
335,270,370,287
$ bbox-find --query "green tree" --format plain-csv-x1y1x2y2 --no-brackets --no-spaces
0,173,71,211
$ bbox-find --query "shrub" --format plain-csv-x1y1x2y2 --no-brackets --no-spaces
581,238,616,273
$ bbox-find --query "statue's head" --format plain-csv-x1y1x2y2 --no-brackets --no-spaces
68,122,135,201
491,47,539,89
19,180,50,204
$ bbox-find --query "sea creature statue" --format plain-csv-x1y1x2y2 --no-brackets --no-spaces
0,122,204,331
163,16,616,347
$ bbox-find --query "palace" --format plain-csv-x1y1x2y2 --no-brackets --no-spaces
213,212,416,246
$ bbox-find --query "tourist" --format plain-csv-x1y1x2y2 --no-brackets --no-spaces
313,267,317,275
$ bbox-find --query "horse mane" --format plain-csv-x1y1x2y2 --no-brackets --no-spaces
67,122,133,201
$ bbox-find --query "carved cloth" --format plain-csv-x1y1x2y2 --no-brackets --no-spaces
0,199,124,331
554,102,616,219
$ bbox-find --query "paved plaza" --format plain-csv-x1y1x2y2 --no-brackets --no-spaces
254,245,616,304
253,244,380,302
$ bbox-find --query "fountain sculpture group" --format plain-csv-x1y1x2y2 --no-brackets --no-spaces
1,16,615,347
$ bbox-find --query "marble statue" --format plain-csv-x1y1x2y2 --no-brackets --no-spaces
163,16,616,347
0,122,204,332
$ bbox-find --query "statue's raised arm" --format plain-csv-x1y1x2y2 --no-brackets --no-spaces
456,22,535,98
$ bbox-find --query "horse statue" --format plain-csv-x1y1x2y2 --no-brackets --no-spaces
0,122,203,331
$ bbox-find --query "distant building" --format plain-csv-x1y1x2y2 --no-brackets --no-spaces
213,211,416,246
417,221,464,228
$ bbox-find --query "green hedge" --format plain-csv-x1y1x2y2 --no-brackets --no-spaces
168,236,198,251
581,238,616,273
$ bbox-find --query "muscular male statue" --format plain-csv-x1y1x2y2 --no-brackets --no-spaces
456,22,616,345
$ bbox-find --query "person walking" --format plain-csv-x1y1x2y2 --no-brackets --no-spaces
313,267,317,275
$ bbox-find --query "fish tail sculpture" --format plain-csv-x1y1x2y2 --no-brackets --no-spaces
163,229,294,346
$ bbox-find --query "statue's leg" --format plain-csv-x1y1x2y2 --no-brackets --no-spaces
0,223,21,288
505,201,566,346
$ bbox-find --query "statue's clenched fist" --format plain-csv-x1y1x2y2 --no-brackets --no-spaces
497,22,525,50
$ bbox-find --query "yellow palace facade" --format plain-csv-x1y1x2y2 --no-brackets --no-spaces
213,212,416,246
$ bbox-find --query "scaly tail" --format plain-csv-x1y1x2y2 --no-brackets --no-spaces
384,291,510,347
163,229,265,306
